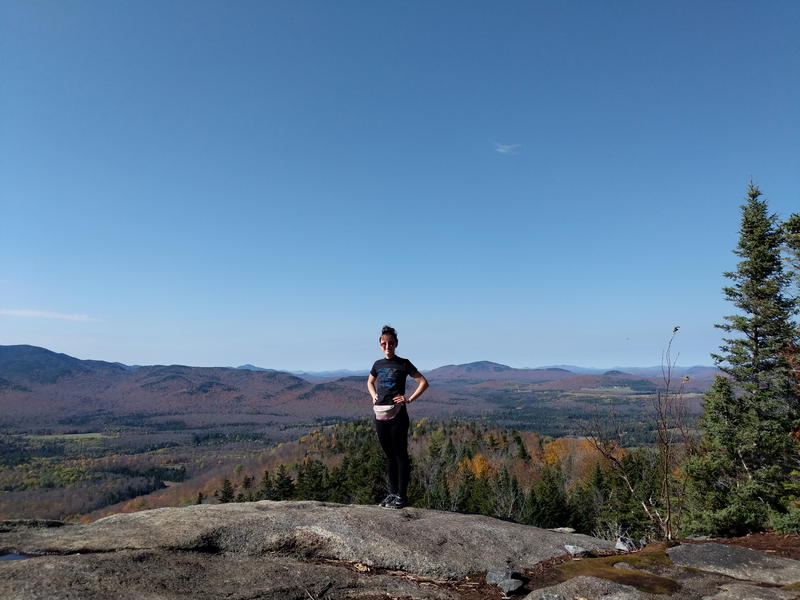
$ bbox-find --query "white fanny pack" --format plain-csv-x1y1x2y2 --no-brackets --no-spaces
373,403,401,421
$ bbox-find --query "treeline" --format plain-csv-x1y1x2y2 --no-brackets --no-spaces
0,441,202,520
0,435,111,467
489,404,664,447
0,436,67,467
213,420,664,539
0,474,166,520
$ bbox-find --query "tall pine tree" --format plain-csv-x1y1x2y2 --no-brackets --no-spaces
295,459,329,501
784,213,800,294
783,212,800,394
686,184,799,535
271,465,296,500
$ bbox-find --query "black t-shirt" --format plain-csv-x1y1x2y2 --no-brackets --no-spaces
370,356,419,406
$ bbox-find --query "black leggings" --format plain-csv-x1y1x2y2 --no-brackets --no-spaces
374,407,410,499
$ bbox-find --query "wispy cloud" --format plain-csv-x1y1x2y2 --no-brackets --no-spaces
0,309,95,322
494,142,521,155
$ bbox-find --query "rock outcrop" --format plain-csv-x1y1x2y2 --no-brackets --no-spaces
668,543,800,585
2,501,800,599
0,501,613,578
0,501,611,599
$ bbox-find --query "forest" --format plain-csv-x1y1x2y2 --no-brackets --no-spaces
0,408,661,523
210,418,665,540
0,375,688,521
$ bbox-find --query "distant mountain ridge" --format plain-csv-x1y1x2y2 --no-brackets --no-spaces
0,345,719,432
235,364,277,372
0,345,126,385
540,364,718,378
237,364,369,379
0,345,493,430
426,361,577,383
291,369,370,379
0,346,717,383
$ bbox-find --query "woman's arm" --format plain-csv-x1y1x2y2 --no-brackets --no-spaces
395,373,429,404
367,374,379,404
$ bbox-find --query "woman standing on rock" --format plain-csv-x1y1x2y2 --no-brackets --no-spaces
367,325,428,509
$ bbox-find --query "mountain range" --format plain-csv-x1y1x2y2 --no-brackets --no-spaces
237,361,717,380
0,345,717,435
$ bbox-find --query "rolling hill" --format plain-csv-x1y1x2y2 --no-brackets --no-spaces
0,345,717,434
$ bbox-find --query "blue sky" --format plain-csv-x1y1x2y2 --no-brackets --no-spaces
2,1,799,371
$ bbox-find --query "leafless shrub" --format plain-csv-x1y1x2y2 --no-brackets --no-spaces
586,328,691,540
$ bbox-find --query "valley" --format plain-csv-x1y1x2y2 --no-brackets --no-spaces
0,344,712,521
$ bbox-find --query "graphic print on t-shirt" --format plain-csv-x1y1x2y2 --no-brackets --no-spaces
378,368,399,390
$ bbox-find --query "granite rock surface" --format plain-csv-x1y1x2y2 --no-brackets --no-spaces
3,502,800,599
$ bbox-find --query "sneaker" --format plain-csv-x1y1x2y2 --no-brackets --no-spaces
379,494,397,508
386,496,407,509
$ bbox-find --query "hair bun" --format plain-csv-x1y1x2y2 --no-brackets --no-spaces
381,325,398,339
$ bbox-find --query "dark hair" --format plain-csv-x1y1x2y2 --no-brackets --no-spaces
380,325,398,342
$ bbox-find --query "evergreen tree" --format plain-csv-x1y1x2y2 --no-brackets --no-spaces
513,431,530,462
345,442,386,504
428,428,446,457
686,378,767,533
519,487,538,526
530,465,569,528
461,471,494,515
324,438,385,505
295,459,329,501
270,465,296,500
450,469,471,512
442,438,457,464
568,482,596,534
326,460,352,504
256,470,273,500
687,184,800,535
427,469,452,511
492,467,523,520
602,450,661,539
588,462,609,500
783,212,800,393
215,478,235,504
714,185,798,403
783,213,800,294
568,466,612,536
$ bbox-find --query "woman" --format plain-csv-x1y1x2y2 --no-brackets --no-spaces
367,325,428,509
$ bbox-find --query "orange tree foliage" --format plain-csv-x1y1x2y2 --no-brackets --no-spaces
458,453,493,479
